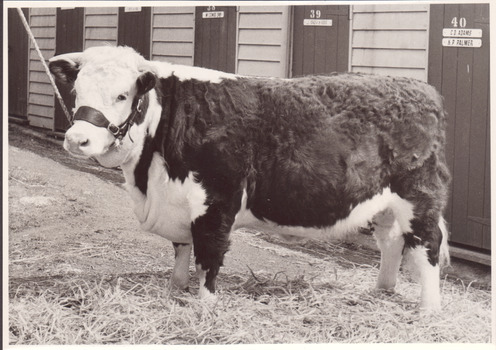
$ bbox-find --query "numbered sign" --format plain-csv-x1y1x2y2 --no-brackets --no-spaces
443,28,482,38
442,38,482,48
203,6,224,19
442,16,483,48
202,11,224,19
303,19,333,26
303,9,333,26
124,7,142,12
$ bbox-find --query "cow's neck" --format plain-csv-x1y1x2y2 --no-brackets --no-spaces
121,74,188,197
120,87,163,193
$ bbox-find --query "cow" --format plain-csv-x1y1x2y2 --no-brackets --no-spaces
49,46,451,310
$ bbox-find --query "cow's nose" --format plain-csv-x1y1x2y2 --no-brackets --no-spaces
65,132,90,149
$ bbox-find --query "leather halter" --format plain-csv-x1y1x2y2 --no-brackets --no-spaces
73,94,148,141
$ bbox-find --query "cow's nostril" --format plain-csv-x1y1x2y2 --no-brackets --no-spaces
79,139,89,147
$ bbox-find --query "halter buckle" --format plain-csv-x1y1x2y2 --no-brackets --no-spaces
136,98,143,113
107,123,120,137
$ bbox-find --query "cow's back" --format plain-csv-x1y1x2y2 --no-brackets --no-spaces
233,73,448,228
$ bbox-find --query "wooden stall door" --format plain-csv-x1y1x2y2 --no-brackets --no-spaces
292,5,349,76
55,7,84,131
118,7,151,59
194,6,236,73
428,4,490,251
8,8,29,118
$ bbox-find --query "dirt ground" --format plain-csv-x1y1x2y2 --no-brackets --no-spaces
7,121,491,296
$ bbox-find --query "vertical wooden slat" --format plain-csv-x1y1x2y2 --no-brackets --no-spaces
8,8,29,118
292,6,304,76
226,7,237,74
336,9,350,72
314,23,328,72
209,8,221,69
482,97,491,249
480,3,491,250
54,7,84,131
439,5,459,233
428,4,444,91
467,9,490,248
302,7,316,74
323,13,338,72
194,8,204,68
450,4,475,246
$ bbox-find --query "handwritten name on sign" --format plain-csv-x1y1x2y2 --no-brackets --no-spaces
203,11,224,19
442,38,482,48
303,19,333,26
443,28,482,38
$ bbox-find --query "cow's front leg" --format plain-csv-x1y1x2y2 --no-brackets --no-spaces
191,200,238,299
171,242,192,290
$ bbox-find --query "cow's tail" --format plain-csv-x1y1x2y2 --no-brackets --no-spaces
438,217,450,267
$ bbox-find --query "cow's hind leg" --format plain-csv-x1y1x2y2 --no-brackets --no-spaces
171,242,192,290
391,154,450,310
404,217,449,310
372,208,405,292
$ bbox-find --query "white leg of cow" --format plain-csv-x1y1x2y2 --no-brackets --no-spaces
196,264,217,301
373,209,404,291
171,243,191,290
407,246,441,310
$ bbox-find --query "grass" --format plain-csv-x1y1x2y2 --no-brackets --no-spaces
8,262,492,344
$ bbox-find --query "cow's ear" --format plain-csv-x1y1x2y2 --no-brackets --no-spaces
49,52,83,85
136,71,157,96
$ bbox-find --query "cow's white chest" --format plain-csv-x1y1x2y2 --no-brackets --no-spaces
125,153,207,243
233,187,414,240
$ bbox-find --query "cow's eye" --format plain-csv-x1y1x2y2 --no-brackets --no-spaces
117,94,127,102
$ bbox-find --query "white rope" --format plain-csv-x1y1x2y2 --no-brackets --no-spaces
16,8,73,125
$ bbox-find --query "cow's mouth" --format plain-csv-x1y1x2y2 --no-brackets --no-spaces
64,135,120,159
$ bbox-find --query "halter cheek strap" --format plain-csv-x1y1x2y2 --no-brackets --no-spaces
73,94,148,141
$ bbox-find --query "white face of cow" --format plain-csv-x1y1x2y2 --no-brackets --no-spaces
49,47,157,168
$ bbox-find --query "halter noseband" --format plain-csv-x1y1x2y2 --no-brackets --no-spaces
73,94,148,141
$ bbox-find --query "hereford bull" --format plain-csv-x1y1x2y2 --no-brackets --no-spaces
49,46,451,310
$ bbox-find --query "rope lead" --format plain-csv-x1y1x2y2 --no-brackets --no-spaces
16,8,73,126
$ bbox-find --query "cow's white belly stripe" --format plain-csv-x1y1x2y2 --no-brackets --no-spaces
233,187,414,239
125,153,207,243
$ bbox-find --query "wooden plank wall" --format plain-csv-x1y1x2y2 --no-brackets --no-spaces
292,5,349,76
429,4,491,250
84,7,118,49
152,7,195,65
237,6,290,77
351,4,429,81
28,8,56,129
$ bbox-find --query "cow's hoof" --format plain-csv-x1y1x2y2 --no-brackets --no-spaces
199,286,218,303
373,287,396,296
419,300,442,312
170,276,190,291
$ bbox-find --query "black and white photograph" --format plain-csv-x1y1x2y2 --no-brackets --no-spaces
3,0,493,346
